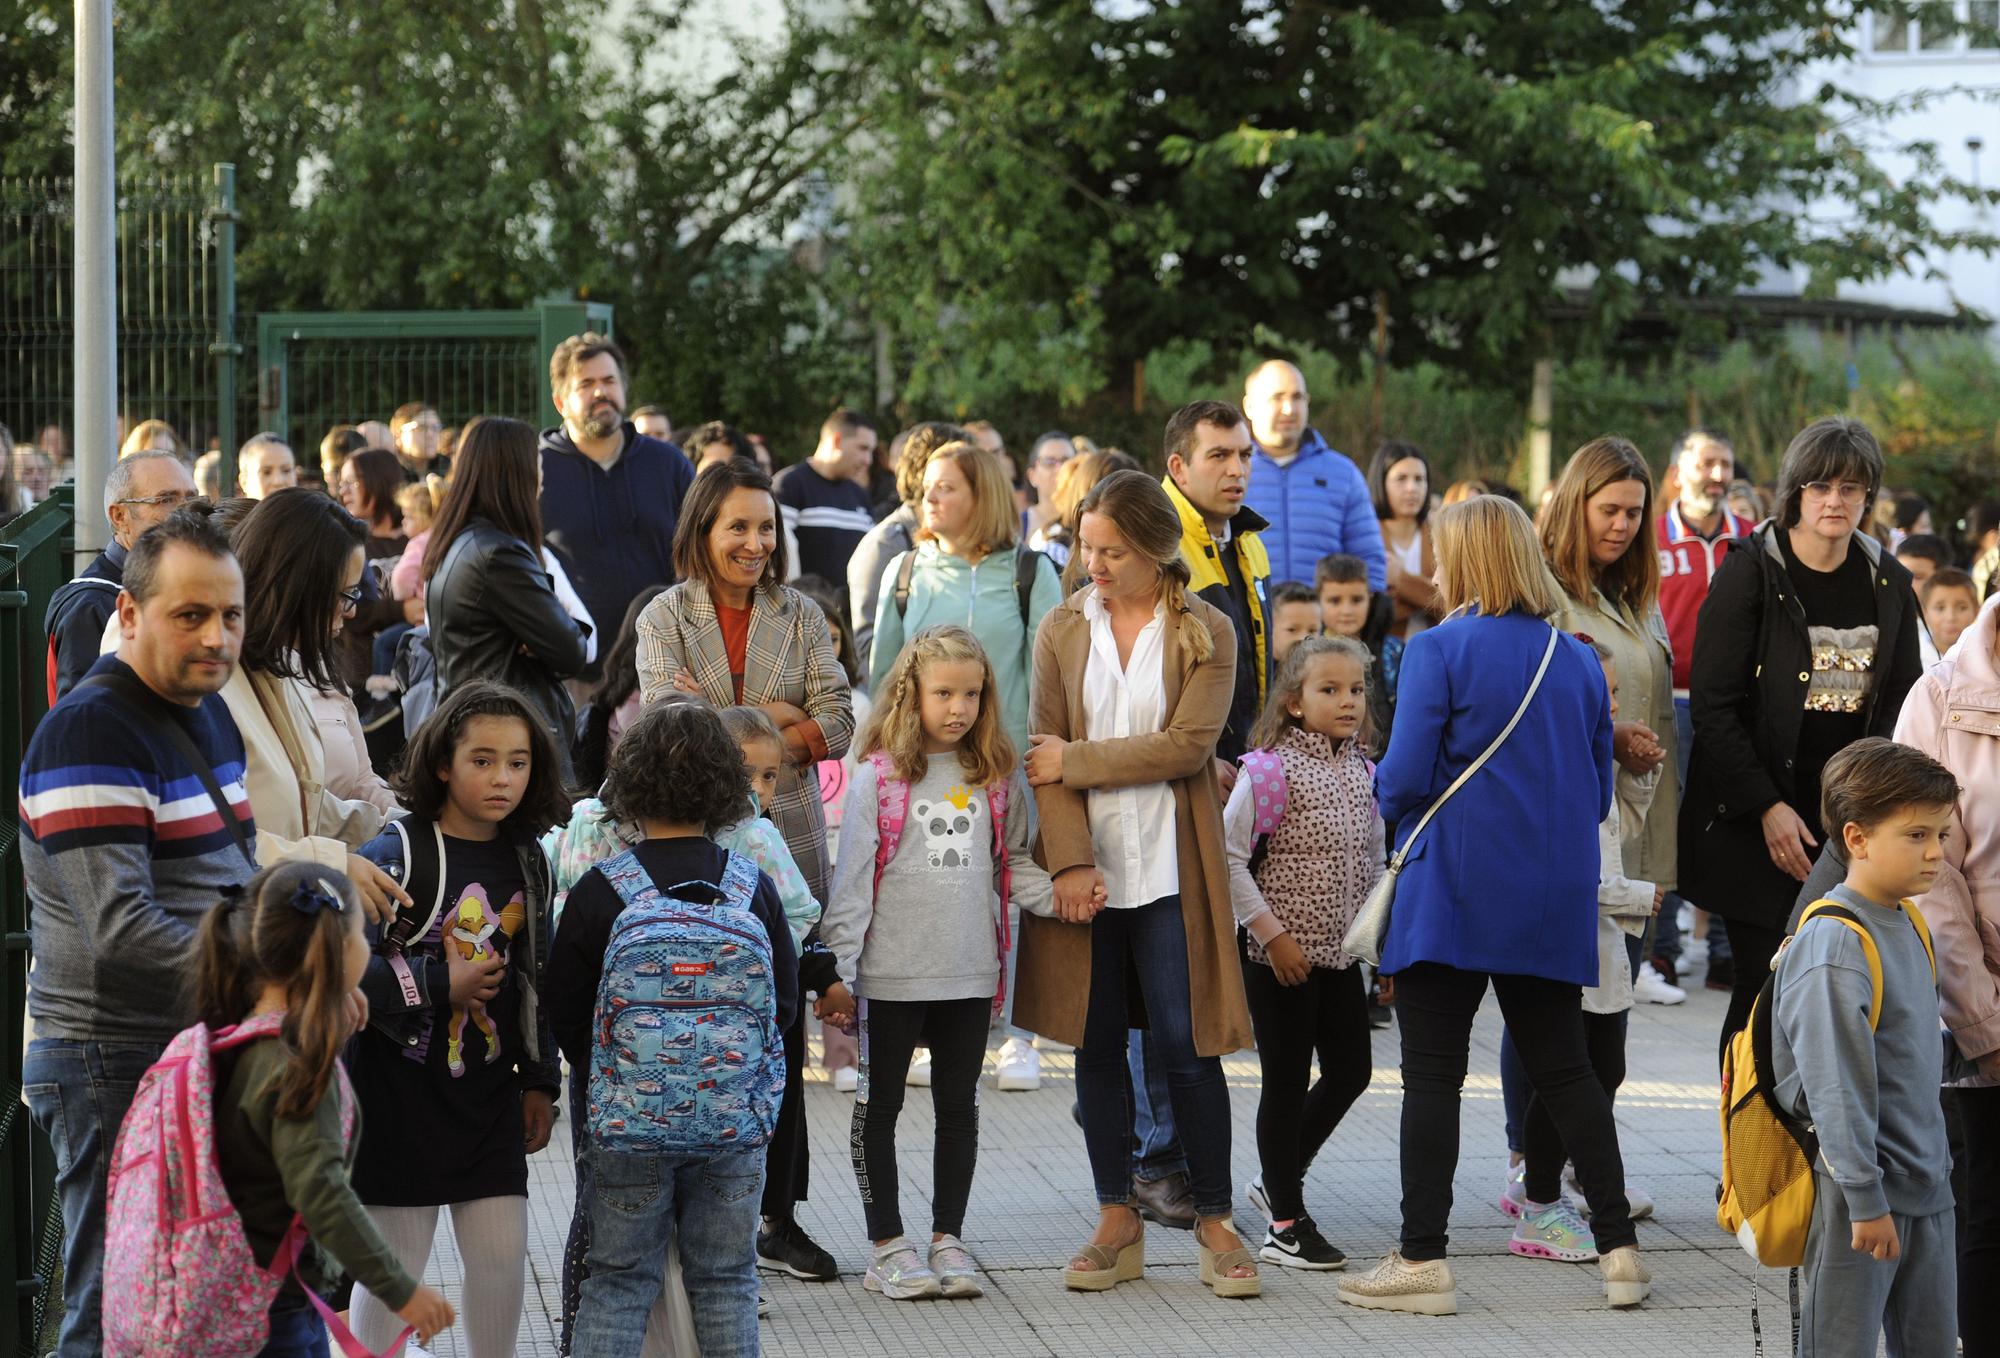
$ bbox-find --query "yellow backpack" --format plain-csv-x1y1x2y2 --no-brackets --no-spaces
1716,897,1935,1267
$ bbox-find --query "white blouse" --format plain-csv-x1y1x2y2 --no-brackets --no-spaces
1081,590,1179,909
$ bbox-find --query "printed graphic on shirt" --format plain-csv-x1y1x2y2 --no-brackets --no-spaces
405,881,526,1075
1804,624,1879,714
914,787,986,868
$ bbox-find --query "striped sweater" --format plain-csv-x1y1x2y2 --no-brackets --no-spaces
22,655,257,1042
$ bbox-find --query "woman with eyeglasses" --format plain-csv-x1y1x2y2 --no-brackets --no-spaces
217,488,411,916
1679,417,1923,1058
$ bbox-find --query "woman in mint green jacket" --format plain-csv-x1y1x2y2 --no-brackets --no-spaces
869,440,1063,755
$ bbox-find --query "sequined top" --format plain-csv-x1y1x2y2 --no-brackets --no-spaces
1804,623,1881,714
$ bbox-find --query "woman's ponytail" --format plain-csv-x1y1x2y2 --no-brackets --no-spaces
1159,559,1214,664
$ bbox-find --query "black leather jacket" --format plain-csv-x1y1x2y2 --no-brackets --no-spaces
426,518,590,781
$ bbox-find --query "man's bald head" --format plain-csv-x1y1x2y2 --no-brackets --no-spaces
1243,360,1309,456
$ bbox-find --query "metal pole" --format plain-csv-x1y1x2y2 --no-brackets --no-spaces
1524,355,1555,505
211,163,238,489
73,0,116,563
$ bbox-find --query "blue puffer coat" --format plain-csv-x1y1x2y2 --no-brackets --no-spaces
1245,429,1388,590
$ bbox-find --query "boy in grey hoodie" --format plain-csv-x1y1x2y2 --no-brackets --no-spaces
1772,737,1970,1358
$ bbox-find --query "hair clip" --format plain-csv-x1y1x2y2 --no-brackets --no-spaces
1572,632,1595,645
286,877,346,918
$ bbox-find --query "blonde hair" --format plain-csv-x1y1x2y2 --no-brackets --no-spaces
1431,495,1563,619
860,625,1017,786
396,480,439,534
1247,634,1373,751
1538,435,1659,613
1075,470,1214,662
916,441,1019,558
120,419,184,461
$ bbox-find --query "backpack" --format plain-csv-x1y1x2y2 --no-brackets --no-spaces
1237,749,1290,876
892,543,1042,635
867,751,1012,1017
102,1014,409,1358
586,849,785,1154
1717,897,1936,1268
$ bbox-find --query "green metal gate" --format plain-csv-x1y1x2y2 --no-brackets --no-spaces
1,490,76,1358
254,297,614,473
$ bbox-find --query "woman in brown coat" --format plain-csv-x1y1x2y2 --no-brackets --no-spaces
1017,469,1260,1298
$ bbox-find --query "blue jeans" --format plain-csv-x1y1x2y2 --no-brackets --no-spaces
573,1147,764,1358
371,620,412,678
254,1299,330,1358
1127,1030,1188,1180
21,1037,165,1358
1077,896,1233,1218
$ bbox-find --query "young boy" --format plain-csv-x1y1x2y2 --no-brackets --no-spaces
1921,567,1980,659
1772,737,1966,1358
1895,533,1950,594
1314,554,1374,641
1267,581,1322,666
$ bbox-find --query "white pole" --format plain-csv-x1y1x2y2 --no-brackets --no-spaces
72,0,115,561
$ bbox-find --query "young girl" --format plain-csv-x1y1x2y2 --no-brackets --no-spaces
1497,639,1660,1255
820,625,1057,1300
200,863,456,1356
344,681,574,1356
1223,635,1382,1270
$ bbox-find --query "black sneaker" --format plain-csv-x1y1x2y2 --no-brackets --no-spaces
1704,956,1736,992
757,1218,838,1281
1261,1216,1348,1271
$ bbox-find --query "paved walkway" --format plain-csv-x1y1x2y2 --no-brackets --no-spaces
424,979,1788,1356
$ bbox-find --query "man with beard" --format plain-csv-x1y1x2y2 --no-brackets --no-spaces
1652,428,1752,992
539,332,694,679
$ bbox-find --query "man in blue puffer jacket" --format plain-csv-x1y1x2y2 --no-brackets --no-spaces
1241,360,1388,590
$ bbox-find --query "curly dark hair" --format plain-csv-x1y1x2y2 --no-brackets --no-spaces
603,701,751,834
394,680,574,834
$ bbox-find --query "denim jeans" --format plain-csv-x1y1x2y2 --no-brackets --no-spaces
254,1299,330,1358
1127,1030,1187,1180
1076,896,1233,1218
573,1147,765,1358
21,1037,166,1358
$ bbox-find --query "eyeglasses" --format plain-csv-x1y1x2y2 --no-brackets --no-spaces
115,491,198,509
1802,480,1870,504
337,584,365,614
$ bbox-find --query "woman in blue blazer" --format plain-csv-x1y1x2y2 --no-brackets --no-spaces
1336,495,1651,1316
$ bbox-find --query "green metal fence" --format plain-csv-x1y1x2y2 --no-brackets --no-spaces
253,297,614,475
0,489,76,1358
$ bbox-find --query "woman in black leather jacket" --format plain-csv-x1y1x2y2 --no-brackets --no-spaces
424,416,590,782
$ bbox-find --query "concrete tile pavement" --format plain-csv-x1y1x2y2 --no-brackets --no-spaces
417,981,1802,1356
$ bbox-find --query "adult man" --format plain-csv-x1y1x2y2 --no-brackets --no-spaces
1654,428,1753,992
1241,359,1387,590
539,331,694,677
631,404,674,444
390,401,450,479
22,510,257,1357
236,432,298,499
772,408,877,592
45,450,198,702
847,421,970,671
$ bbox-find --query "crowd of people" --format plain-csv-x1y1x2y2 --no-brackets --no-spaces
15,334,2000,1358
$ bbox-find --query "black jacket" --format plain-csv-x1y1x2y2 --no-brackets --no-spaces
45,544,124,702
1678,524,1922,929
426,518,590,781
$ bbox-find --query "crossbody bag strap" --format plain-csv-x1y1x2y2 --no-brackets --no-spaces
79,672,257,868
1387,624,1560,869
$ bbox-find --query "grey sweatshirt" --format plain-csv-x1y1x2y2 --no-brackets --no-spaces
822,760,1052,1003
1772,883,1955,1220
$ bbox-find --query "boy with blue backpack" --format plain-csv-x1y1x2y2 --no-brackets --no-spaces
546,702,799,1356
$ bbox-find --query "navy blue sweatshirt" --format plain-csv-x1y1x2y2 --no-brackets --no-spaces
538,423,694,657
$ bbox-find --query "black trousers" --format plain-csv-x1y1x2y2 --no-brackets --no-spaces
1718,918,1786,1068
850,995,989,1241
1239,948,1372,1223
762,1000,810,1218
1522,1009,1627,1204
1393,962,1636,1262
1945,1085,2000,1356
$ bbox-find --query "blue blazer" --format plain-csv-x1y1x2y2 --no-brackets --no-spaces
1374,609,1613,987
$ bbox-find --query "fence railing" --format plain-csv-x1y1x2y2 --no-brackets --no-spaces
0,489,76,1358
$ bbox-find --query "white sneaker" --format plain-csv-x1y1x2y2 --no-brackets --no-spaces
830,1066,859,1093
1497,1159,1527,1219
1632,967,1687,1006
1679,937,1708,971
995,1036,1041,1090
905,1049,933,1087
1563,1164,1655,1222
1676,903,1694,936
1245,1175,1272,1224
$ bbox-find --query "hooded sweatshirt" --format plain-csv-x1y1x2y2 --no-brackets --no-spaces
538,423,693,657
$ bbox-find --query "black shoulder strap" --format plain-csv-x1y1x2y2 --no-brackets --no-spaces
892,548,917,619
78,672,256,868
1015,544,1041,632
381,816,448,951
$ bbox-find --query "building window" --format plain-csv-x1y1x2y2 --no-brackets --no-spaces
1871,0,2000,53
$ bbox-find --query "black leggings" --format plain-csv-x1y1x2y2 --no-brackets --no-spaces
1945,1085,2000,1355
762,998,810,1219
1521,1009,1627,1204
1393,962,1635,1262
1717,918,1785,1068
1239,949,1372,1223
850,996,989,1242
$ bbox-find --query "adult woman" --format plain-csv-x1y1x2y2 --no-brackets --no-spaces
1042,448,1141,579
1336,495,1646,1315
868,440,1062,755
1368,440,1439,638
425,416,590,782
1014,469,1260,1298
1681,417,1922,1055
236,433,298,500
320,424,367,490
847,421,970,671
119,419,184,461
222,489,407,914
337,447,414,687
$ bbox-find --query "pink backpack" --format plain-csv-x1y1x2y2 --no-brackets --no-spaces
102,1014,412,1358
1238,745,1374,875
868,752,1012,1017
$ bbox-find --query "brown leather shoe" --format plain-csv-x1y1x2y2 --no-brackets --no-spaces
1132,1171,1197,1230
